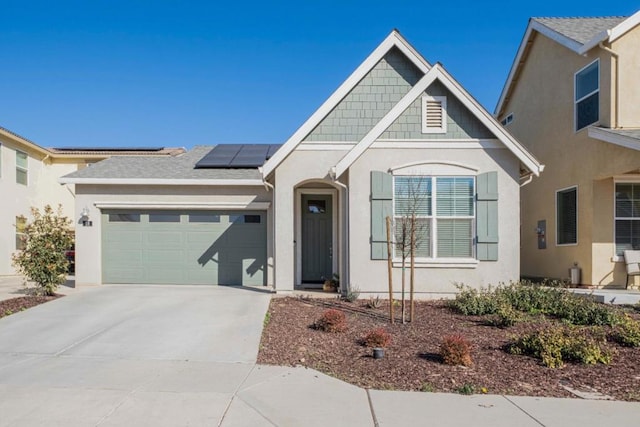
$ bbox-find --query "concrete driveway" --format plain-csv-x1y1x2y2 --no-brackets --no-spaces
0,285,272,426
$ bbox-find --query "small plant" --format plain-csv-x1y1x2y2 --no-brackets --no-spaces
447,284,499,316
363,328,391,348
509,325,613,368
420,382,435,392
366,296,382,309
455,383,475,395
611,314,640,347
263,311,271,328
314,309,347,333
343,285,360,303
440,334,473,367
488,303,522,328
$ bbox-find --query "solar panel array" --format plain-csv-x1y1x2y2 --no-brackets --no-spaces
195,144,282,169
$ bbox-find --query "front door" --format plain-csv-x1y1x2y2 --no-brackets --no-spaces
301,194,333,283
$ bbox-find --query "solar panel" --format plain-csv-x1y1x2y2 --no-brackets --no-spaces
195,144,282,169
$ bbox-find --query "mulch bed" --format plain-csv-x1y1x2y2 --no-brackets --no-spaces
258,297,640,401
0,295,62,319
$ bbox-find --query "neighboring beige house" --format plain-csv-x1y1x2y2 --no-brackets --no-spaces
0,125,183,276
495,12,640,288
61,31,543,297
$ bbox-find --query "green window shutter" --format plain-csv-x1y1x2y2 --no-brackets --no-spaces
476,171,498,261
371,171,393,260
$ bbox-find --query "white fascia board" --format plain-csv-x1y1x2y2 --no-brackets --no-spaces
588,127,640,151
57,177,265,186
579,30,611,54
334,67,439,177
94,201,271,210
261,30,431,178
435,67,544,176
530,20,583,53
610,10,640,42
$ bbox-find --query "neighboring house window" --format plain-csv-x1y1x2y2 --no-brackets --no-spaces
615,183,640,255
575,59,599,131
421,96,447,134
394,176,474,259
16,216,27,250
556,186,577,245
16,150,28,185
501,113,514,126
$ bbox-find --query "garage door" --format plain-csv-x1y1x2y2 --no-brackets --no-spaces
102,210,267,285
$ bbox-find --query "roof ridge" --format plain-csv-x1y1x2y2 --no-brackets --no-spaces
532,16,627,19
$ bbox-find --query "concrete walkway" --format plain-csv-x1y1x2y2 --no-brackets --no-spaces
0,275,80,301
0,283,638,426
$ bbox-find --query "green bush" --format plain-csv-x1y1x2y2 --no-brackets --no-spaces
12,205,73,296
509,326,613,368
447,284,499,316
488,302,522,328
611,314,640,347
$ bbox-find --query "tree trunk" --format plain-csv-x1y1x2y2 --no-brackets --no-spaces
385,216,394,324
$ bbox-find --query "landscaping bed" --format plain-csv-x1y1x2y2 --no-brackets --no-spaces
0,294,61,319
258,290,640,401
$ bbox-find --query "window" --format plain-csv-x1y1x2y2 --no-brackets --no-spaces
307,200,326,214
393,176,474,259
575,60,599,131
149,213,180,223
189,213,220,223
421,96,447,134
501,113,514,126
15,216,27,250
615,183,640,255
556,187,577,245
108,213,140,222
16,150,28,185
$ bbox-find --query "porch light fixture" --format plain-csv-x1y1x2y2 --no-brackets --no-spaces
81,207,92,227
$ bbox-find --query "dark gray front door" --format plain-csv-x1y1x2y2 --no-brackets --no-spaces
301,194,333,283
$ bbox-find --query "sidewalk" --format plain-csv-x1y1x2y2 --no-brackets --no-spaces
0,275,79,301
225,365,640,427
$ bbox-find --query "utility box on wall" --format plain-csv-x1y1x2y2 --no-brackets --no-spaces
537,220,546,250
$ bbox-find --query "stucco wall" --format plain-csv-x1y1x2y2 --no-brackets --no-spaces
612,24,640,128
73,184,273,286
348,147,521,297
499,32,640,287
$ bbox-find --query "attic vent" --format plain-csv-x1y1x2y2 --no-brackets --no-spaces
421,95,447,134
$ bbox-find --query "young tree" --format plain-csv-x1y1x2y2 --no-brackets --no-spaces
12,205,73,296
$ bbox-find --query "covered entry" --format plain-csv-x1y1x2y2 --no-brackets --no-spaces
102,210,267,285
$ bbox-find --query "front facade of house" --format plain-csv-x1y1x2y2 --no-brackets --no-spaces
495,13,640,288
63,31,542,297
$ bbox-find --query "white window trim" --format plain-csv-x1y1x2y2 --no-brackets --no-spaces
421,95,447,134
612,178,640,262
392,175,476,263
574,59,600,132
555,185,578,246
15,149,28,186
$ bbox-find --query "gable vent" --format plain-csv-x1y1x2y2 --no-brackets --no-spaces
421,95,447,134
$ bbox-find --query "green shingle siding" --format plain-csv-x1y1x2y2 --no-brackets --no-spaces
304,47,423,142
381,82,494,140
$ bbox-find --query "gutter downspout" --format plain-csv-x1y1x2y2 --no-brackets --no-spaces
330,167,349,295
259,167,276,292
599,41,619,128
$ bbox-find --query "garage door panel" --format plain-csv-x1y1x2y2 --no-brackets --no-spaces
102,210,266,286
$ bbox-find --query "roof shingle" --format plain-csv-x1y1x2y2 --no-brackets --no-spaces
532,16,627,45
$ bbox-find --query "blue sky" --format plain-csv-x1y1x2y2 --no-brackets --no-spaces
1,1,637,149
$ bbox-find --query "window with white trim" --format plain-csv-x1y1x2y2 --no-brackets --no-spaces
16,150,28,185
556,186,577,245
575,60,599,131
500,113,514,126
615,183,640,255
393,176,474,259
421,96,447,134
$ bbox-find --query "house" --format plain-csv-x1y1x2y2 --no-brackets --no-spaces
0,125,184,276
495,11,640,288
61,31,543,297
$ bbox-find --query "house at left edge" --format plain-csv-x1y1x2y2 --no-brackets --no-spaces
60,31,544,297
0,124,184,276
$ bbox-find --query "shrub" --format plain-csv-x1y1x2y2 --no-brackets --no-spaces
366,296,382,309
315,309,347,333
455,383,475,395
488,302,522,328
12,205,73,296
611,314,640,347
344,286,360,303
440,334,473,367
363,328,391,348
447,284,499,316
509,325,613,368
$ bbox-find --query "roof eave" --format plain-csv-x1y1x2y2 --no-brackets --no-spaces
588,127,640,151
58,178,265,186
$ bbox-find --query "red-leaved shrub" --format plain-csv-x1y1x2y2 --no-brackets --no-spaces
315,309,347,333
440,334,473,366
363,328,392,348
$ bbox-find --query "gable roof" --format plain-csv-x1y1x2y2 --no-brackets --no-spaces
59,145,263,186
495,11,640,117
588,127,640,151
261,30,431,178
334,64,543,177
